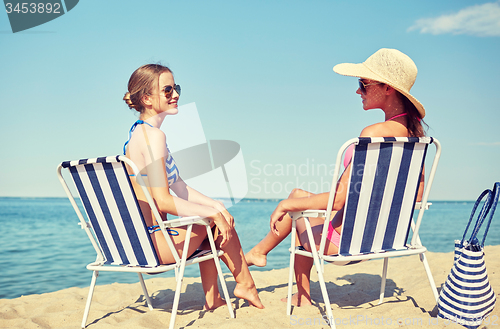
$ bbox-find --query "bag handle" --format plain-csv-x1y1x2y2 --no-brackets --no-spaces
475,182,500,246
469,190,493,239
462,182,500,247
461,189,491,245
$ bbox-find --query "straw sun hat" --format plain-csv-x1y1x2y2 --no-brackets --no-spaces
333,48,425,119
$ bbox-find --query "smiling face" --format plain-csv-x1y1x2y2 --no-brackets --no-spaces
145,71,180,116
126,64,178,116
356,79,386,111
157,71,179,115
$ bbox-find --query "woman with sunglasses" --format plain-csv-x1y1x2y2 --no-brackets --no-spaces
245,48,428,306
123,64,264,310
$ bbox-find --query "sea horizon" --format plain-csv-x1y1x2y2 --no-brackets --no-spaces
1,197,498,299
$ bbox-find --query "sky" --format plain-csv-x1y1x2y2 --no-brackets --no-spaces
1,0,499,200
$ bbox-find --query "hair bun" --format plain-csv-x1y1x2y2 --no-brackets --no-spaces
123,92,136,109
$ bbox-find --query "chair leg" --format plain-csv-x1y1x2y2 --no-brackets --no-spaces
169,267,185,329
420,253,439,302
303,218,336,329
138,273,154,311
169,224,193,329
378,258,388,305
81,271,99,329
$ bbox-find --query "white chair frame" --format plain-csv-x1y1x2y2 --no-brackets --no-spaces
57,155,235,329
286,137,441,329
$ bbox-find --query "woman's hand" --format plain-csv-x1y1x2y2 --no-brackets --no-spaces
211,212,233,248
210,201,234,247
270,201,288,236
213,200,234,228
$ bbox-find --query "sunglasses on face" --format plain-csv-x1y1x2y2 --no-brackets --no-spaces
358,79,382,94
163,84,181,98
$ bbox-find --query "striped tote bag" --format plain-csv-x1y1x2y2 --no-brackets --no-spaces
437,182,499,328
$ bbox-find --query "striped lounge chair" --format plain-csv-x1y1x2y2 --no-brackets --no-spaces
57,155,234,329
286,137,441,329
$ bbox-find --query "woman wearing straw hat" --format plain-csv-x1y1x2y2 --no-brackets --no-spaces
245,48,428,306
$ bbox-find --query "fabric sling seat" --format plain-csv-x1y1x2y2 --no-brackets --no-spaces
286,137,441,329
57,155,234,329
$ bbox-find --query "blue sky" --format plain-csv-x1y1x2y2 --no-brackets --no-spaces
1,0,499,200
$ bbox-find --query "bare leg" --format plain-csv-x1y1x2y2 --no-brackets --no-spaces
281,254,314,306
198,260,227,310
285,214,340,307
218,228,265,309
154,224,209,264
246,188,314,267
245,215,292,267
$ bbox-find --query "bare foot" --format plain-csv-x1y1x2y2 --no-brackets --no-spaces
280,293,312,307
204,298,227,311
245,249,267,267
234,283,265,309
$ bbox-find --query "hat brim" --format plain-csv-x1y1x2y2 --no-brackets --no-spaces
333,63,425,119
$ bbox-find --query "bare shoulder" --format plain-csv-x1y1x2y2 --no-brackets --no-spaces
134,125,164,144
360,122,388,137
132,125,167,156
360,121,407,137
147,127,169,154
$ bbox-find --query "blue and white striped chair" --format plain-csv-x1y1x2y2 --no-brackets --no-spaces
56,155,234,329
286,137,441,329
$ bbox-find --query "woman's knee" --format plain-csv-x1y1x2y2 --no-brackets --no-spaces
296,221,323,252
288,188,311,199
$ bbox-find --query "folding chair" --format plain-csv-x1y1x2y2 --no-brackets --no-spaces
56,155,235,329
286,137,441,329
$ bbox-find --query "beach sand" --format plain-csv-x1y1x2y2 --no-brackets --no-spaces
1,246,499,329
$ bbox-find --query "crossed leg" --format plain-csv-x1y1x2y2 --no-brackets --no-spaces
245,188,314,267
284,213,341,306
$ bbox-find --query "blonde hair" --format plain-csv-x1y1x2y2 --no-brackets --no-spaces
123,64,172,113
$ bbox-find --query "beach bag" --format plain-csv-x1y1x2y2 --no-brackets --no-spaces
437,182,500,329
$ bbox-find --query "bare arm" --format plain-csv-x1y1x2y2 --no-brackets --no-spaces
269,121,421,236
417,167,424,202
269,123,391,234
270,165,351,236
171,178,234,227
137,128,233,246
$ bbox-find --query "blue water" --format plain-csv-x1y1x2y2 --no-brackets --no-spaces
1,197,499,300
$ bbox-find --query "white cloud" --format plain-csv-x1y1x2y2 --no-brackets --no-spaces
408,1,500,37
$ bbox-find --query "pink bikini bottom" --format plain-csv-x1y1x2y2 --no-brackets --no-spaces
326,223,340,247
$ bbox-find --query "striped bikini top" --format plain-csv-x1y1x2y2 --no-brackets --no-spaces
123,120,180,186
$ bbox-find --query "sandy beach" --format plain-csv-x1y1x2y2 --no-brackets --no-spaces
1,246,498,329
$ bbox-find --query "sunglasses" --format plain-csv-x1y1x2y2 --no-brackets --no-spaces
358,79,382,94
163,84,181,98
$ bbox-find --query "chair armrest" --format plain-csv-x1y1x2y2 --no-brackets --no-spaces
159,216,212,228
414,202,432,210
288,210,327,220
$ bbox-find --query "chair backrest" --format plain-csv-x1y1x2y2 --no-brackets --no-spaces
337,137,434,256
60,156,160,267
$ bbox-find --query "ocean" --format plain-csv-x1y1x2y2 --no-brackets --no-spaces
1,197,498,300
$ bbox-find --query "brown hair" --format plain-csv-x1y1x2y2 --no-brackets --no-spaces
398,92,428,137
123,64,172,113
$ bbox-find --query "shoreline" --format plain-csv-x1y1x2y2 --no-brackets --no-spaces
1,246,499,328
